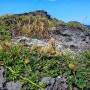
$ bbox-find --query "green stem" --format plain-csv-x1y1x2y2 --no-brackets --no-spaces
6,66,45,90
70,84,72,90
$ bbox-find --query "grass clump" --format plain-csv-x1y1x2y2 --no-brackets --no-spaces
0,28,11,41
67,21,86,30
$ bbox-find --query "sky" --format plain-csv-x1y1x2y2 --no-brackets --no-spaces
0,0,90,25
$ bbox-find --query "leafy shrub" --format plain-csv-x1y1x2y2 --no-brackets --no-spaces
0,14,67,38
0,28,11,40
67,21,86,30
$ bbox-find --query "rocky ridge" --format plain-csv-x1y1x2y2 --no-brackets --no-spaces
15,10,51,19
0,10,90,90
10,24,90,53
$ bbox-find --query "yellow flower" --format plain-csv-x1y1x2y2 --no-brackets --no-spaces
49,49,55,55
49,38,55,46
49,38,56,50
39,47,45,55
69,64,75,70
25,58,30,64
5,42,12,47
31,45,36,51
55,50,60,56
44,47,50,53
0,45,3,51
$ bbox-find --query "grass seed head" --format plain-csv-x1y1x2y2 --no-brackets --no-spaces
49,38,56,50
44,47,50,53
69,63,75,70
31,45,36,51
40,47,45,55
5,42,12,47
25,58,30,64
49,38,55,47
55,50,60,56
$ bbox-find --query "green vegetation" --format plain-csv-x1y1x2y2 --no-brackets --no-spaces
0,28,11,40
67,21,87,30
0,14,87,39
0,38,90,90
0,13,89,90
0,14,61,38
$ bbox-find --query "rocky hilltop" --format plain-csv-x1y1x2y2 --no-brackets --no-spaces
0,10,90,52
15,10,51,19
0,10,90,90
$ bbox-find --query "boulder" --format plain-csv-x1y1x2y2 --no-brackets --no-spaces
5,81,22,90
15,10,51,19
39,76,68,90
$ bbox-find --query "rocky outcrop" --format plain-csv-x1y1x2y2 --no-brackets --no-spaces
11,36,63,51
39,76,80,90
51,24,90,52
39,76,68,90
15,10,51,19
11,28,90,53
5,81,22,90
0,66,22,90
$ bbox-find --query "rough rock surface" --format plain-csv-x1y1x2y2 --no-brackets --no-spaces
5,81,22,90
0,66,5,90
51,25,90,52
17,36,49,47
11,26,90,53
0,66,22,90
15,10,51,19
10,24,90,53
39,76,68,90
11,36,63,52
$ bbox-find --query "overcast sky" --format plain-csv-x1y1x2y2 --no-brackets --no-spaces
0,0,90,24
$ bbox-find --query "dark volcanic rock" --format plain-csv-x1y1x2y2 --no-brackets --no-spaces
51,24,90,52
0,66,5,90
15,10,51,19
5,81,22,90
39,76,68,90
0,66,22,90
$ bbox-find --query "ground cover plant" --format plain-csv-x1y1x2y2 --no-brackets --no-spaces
0,38,90,90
